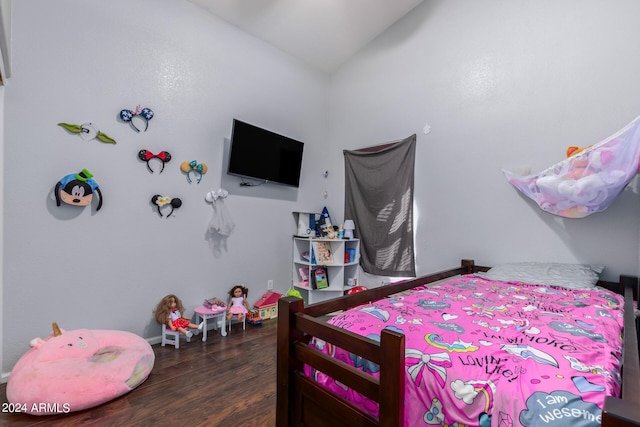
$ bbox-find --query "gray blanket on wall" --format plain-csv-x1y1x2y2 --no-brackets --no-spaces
343,134,416,277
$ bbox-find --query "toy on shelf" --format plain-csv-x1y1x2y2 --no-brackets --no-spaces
317,206,338,237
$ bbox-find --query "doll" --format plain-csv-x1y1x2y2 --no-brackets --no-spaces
153,294,203,338
226,285,250,322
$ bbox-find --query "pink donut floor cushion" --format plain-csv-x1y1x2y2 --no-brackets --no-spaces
7,323,155,415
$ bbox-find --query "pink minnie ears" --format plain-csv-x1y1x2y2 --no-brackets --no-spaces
120,105,154,132
151,195,182,217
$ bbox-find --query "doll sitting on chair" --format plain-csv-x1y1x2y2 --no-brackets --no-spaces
226,285,250,322
154,294,203,338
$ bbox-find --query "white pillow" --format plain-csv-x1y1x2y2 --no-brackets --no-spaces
475,262,603,290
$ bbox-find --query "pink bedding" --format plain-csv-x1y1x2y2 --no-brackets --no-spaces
306,274,624,427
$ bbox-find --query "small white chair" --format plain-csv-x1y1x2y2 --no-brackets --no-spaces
227,315,246,332
161,324,192,349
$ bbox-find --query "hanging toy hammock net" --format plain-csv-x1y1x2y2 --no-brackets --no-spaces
503,115,640,219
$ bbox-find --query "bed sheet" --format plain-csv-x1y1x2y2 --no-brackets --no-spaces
306,274,624,427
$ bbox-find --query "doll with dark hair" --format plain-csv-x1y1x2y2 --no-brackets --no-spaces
154,294,203,338
226,285,250,322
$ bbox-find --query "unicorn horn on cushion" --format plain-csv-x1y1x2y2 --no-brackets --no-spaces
28,322,62,349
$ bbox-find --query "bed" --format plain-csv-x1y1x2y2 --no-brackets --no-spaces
276,259,640,427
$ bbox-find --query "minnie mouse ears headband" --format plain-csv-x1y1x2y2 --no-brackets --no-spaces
181,160,207,184
120,105,154,132
151,195,182,217
138,149,171,173
205,188,228,202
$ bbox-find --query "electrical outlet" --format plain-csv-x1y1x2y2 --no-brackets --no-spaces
267,279,274,290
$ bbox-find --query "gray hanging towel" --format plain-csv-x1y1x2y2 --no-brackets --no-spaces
344,134,416,277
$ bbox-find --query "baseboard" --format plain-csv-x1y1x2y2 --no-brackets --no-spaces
147,335,162,345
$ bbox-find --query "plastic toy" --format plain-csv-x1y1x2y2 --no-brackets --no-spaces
254,291,283,320
246,309,263,326
286,289,302,299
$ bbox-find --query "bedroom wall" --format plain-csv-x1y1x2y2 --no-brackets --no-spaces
329,0,640,282
1,0,337,375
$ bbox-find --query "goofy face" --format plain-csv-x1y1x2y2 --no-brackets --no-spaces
60,179,94,206
55,169,103,211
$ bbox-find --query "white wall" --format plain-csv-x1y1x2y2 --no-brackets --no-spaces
5,0,640,376
2,0,338,375
329,0,640,280
0,0,10,80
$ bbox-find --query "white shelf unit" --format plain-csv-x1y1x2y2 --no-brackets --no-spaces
292,237,360,304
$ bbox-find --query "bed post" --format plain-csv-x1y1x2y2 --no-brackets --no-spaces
379,328,405,426
461,259,475,274
276,296,304,427
602,276,640,427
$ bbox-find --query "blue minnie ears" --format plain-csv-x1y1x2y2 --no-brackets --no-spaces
120,105,154,132
181,160,207,184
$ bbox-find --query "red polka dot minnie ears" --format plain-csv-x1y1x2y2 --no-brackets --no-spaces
120,105,154,132
138,150,171,174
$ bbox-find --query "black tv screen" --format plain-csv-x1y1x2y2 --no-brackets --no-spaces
227,119,304,187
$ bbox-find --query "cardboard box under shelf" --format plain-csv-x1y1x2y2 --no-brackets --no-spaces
254,291,282,320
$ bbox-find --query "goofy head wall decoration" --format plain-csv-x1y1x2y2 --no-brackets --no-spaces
55,169,103,212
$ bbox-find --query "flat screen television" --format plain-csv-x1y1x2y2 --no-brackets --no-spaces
227,119,304,187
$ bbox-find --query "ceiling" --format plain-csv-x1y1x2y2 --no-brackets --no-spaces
186,0,424,73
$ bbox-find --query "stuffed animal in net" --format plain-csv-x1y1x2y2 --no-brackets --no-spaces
503,115,640,218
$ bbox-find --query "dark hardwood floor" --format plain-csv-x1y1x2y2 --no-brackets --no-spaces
0,320,277,426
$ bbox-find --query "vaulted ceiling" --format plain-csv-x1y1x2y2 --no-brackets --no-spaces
186,0,424,73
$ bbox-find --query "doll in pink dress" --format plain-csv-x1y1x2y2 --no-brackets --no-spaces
154,294,203,338
226,285,250,322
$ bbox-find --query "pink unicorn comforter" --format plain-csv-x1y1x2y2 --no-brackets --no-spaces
306,274,624,427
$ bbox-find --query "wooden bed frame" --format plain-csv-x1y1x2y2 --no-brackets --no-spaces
276,259,640,427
